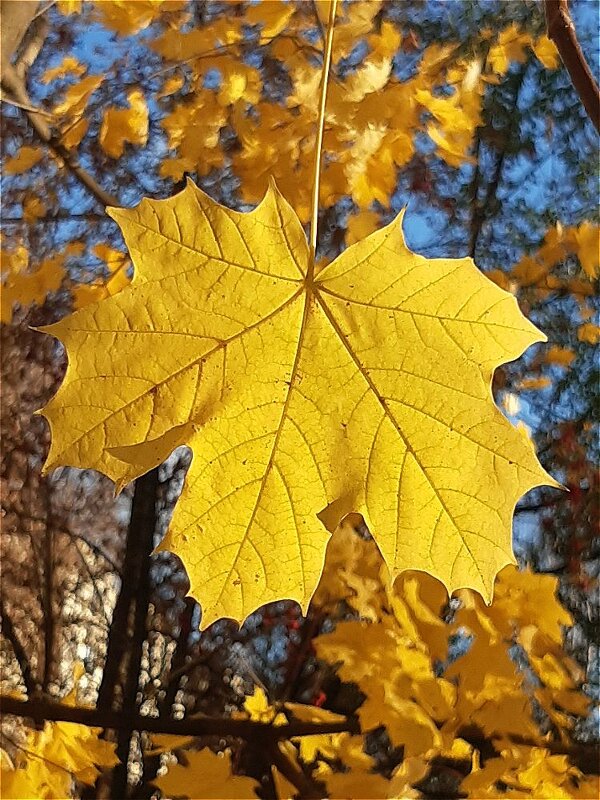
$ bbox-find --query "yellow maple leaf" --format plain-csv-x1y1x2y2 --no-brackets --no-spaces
41,55,87,84
54,75,104,119
577,322,600,344
573,221,599,279
246,0,296,43
56,0,81,14
99,89,149,158
531,35,560,70
1,719,117,800
94,0,186,36
544,345,576,368
39,181,553,627
2,255,65,323
488,25,532,75
315,763,391,799
4,146,43,175
22,195,47,223
154,747,259,799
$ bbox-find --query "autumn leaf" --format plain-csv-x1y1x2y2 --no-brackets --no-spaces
41,55,87,84
1,719,118,799
154,747,259,799
39,180,553,627
4,146,43,175
99,89,149,158
2,254,65,323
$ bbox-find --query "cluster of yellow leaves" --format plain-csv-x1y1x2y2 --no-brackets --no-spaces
154,745,260,800
486,24,559,74
138,1,559,231
309,523,597,799
508,221,599,288
71,244,131,309
151,523,596,799
0,721,118,799
40,41,147,159
4,146,44,175
56,0,187,34
1,238,131,323
1,246,65,323
1,667,117,799
53,74,104,150
40,180,551,628
99,89,149,159
462,746,599,799
488,220,599,389
155,686,405,800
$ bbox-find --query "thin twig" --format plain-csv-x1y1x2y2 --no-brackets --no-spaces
0,597,38,696
0,694,358,740
309,0,337,267
1,65,119,208
0,90,56,118
545,0,600,134
267,741,323,799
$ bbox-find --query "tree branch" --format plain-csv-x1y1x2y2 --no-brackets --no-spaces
0,694,357,741
1,65,119,208
110,469,160,799
267,741,323,799
3,693,598,774
0,598,38,697
545,0,600,134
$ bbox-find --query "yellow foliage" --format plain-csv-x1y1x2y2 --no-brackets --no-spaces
53,75,104,149
531,35,560,70
313,552,591,797
22,195,47,223
147,9,555,218
462,745,597,799
545,346,576,367
94,0,187,36
488,25,533,74
517,376,552,391
1,254,65,323
159,91,227,180
41,56,87,84
99,89,149,158
577,322,600,344
0,720,117,800
40,181,551,627
315,764,391,799
55,0,81,14
53,75,104,119
511,222,599,293
573,221,600,279
154,747,259,799
72,245,131,310
246,1,297,43
487,26,558,75
4,146,43,175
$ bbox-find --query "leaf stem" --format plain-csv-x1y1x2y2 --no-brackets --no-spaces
309,0,337,273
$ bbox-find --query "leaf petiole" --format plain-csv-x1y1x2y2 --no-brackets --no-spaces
309,0,338,277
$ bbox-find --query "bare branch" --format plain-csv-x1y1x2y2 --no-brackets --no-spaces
545,0,600,134
1,66,120,209
0,694,357,740
0,598,38,696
